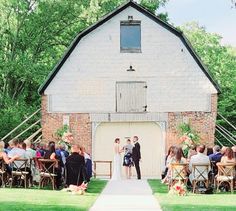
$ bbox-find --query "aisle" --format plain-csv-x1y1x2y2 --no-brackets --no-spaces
89,179,162,211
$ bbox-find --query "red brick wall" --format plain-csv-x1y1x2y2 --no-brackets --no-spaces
166,94,217,151
41,95,92,154
42,93,217,155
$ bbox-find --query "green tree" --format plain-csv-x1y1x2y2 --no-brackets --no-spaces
180,22,236,143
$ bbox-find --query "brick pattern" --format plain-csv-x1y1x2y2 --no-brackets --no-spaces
166,94,218,151
41,95,92,154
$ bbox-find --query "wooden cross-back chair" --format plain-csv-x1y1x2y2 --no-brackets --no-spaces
215,162,235,194
38,159,57,190
192,163,210,193
10,158,29,188
0,158,6,187
169,163,188,189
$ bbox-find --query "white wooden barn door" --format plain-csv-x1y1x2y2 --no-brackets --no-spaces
116,81,147,112
93,122,164,178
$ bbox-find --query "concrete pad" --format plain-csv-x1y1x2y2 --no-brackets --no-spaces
90,180,162,211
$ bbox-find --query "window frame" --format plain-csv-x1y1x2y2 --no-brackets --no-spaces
120,20,141,53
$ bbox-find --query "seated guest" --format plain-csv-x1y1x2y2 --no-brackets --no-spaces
208,145,222,175
206,147,213,156
209,145,222,163
4,142,11,154
65,144,87,186
44,142,62,189
24,140,37,185
8,139,27,168
162,146,176,178
56,143,69,166
45,141,64,168
36,144,46,157
231,146,236,158
187,144,197,162
81,147,92,182
189,144,210,183
221,146,227,156
221,147,236,163
169,147,186,164
162,147,186,184
24,140,36,158
0,141,19,164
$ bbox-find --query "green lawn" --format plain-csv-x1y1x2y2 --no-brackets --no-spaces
0,179,107,211
148,179,236,211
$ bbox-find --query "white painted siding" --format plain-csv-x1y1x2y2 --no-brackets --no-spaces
116,81,146,112
45,6,217,113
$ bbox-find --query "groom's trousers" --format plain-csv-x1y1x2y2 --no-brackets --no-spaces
134,160,141,179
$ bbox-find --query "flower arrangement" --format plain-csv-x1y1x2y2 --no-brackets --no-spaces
55,125,73,150
60,132,73,149
169,180,187,196
62,182,88,195
178,123,200,157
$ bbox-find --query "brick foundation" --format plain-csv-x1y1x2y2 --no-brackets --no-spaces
41,95,92,154
166,94,218,151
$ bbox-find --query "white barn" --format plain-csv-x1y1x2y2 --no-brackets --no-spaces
39,0,220,178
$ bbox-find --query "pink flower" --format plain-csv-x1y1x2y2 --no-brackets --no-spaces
176,185,181,191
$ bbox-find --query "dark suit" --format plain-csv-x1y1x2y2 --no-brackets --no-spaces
65,152,86,186
132,142,141,179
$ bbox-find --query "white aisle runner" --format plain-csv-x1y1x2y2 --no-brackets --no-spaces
89,180,162,211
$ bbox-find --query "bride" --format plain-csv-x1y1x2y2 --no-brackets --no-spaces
111,138,123,180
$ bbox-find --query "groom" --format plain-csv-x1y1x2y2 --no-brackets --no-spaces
132,136,141,179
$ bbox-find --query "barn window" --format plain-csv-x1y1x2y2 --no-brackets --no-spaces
116,81,147,112
120,21,141,52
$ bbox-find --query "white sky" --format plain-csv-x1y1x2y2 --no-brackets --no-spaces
158,0,236,47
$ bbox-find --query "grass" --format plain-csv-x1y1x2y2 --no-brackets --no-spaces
148,179,236,211
0,179,107,211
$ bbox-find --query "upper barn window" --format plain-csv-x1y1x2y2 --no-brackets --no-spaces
120,20,141,52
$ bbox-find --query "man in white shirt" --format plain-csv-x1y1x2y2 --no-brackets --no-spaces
24,139,36,159
189,144,210,183
8,139,27,168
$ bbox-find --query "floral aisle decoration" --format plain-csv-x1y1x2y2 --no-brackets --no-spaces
169,180,187,196
178,123,200,157
62,182,88,195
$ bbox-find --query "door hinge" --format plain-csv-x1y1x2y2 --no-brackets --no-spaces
143,105,147,111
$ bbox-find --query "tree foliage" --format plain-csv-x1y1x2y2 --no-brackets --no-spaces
180,22,236,142
0,0,167,139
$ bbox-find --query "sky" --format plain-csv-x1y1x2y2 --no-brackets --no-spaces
158,0,236,46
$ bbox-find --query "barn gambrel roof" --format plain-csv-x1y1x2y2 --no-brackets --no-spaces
38,0,221,94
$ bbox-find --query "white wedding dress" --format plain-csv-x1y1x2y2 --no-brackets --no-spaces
111,144,122,180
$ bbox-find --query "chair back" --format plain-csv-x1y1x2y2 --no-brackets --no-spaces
38,159,57,176
216,162,235,178
11,158,28,174
192,163,210,181
170,163,188,181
